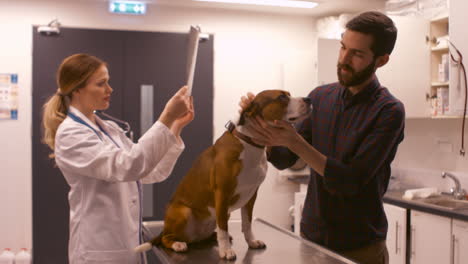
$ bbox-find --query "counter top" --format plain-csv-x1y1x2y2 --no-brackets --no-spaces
384,190,468,221
142,218,356,264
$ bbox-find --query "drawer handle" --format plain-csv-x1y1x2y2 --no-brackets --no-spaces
395,222,399,255
411,226,416,259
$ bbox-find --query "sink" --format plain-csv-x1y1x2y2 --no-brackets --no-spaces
418,196,468,210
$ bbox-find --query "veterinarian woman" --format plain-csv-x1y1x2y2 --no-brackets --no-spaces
42,53,194,264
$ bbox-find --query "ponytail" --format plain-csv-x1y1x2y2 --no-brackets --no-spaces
42,91,69,154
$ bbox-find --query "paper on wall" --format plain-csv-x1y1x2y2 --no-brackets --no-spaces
0,73,18,120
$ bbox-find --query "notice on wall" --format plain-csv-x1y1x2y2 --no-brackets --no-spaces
0,73,18,120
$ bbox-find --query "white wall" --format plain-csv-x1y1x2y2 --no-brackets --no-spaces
392,118,468,190
0,0,317,253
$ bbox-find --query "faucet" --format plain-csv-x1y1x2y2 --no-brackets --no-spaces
441,172,467,200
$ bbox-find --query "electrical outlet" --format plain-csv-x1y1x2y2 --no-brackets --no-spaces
436,137,453,153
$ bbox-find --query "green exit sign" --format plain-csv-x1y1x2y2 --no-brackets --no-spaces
109,1,146,15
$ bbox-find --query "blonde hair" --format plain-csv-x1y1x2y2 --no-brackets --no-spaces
42,54,105,154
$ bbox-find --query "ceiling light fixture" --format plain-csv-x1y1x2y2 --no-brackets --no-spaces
193,0,318,9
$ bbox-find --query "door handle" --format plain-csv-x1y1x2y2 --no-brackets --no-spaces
140,84,154,135
395,221,399,255
411,226,416,259
452,234,458,264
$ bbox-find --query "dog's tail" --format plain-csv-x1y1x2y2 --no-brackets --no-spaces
133,232,163,253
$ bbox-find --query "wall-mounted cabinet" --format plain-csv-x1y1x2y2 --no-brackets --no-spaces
317,4,468,119
378,16,431,118
316,16,438,119
427,0,468,118
428,15,450,117
381,5,468,119
448,0,468,117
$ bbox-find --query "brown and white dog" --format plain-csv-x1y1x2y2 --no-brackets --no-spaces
135,90,312,260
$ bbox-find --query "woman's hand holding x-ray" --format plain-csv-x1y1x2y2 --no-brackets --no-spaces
159,86,194,136
171,95,194,138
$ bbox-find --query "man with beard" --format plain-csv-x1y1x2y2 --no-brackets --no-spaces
240,11,404,264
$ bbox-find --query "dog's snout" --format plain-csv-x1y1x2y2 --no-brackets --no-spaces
303,97,312,105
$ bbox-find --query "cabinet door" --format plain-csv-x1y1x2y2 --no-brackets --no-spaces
448,0,468,116
384,203,407,264
378,16,430,118
453,219,468,264
410,210,451,264
294,192,307,235
316,38,340,86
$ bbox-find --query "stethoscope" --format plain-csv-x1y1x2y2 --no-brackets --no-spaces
95,110,134,141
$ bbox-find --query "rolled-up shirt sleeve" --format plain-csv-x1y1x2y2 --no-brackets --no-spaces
323,102,405,196
268,114,313,170
268,146,298,170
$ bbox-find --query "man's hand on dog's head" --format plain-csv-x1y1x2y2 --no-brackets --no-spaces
247,116,298,147
239,92,256,113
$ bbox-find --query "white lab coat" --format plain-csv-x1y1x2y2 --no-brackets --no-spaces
54,106,184,264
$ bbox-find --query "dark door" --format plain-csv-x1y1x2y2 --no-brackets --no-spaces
32,27,213,263
123,31,214,220
32,27,126,264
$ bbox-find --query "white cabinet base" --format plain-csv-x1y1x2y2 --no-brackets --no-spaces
410,210,451,264
293,192,306,235
384,203,407,264
453,219,468,264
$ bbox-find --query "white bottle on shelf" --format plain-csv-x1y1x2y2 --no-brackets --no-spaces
0,248,15,264
15,248,31,264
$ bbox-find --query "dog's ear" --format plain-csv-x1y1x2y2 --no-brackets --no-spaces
238,102,259,126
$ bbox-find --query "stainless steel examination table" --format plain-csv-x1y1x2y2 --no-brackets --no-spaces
142,218,356,264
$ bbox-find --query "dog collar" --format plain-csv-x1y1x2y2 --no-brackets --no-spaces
225,120,236,133
225,120,265,149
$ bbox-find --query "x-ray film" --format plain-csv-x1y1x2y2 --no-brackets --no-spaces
186,25,201,96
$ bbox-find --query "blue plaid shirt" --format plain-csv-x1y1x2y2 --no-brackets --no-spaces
268,78,405,251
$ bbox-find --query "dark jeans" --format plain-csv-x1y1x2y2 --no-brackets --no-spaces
335,240,389,264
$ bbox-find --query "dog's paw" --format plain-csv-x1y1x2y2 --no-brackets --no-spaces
172,242,188,252
248,239,266,249
219,248,236,260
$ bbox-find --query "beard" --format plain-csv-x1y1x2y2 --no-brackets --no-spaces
337,59,376,87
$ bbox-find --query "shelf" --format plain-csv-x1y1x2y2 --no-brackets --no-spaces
430,15,449,92
431,46,449,52
430,15,449,24
431,82,449,87
431,115,468,119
